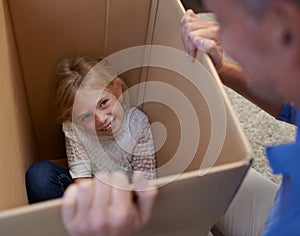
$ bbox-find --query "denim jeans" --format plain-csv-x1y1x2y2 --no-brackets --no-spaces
25,161,73,204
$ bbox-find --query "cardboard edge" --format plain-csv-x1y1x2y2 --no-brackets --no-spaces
0,156,252,220
201,53,253,155
0,199,62,220
150,158,252,187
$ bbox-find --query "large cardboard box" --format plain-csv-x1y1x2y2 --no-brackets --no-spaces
0,0,252,235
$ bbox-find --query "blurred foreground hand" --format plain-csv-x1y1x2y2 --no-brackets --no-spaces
61,171,157,236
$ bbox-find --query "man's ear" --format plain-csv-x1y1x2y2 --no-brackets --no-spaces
268,0,300,65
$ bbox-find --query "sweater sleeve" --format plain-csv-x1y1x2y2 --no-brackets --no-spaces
62,122,92,179
130,111,157,180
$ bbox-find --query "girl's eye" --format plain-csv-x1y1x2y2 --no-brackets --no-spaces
81,114,92,122
99,99,109,108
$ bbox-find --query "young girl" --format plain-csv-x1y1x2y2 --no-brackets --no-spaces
25,56,156,203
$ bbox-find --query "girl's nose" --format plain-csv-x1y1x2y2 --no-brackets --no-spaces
95,111,107,125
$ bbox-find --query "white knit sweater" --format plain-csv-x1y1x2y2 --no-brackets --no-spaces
62,107,157,180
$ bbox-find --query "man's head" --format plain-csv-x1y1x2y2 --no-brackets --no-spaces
232,0,271,17
203,0,300,107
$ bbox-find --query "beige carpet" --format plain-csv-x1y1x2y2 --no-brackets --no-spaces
225,87,296,184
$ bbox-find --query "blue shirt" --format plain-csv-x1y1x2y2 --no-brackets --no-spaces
276,102,297,125
263,103,300,235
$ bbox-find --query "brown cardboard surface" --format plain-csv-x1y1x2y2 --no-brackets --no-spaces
0,161,250,236
7,0,153,161
0,199,67,236
8,0,107,161
0,0,252,234
0,0,38,210
140,162,251,235
143,0,251,176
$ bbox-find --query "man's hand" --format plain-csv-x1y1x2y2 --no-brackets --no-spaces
180,9,223,71
61,171,157,236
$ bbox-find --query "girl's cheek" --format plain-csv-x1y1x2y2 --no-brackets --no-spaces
83,122,93,132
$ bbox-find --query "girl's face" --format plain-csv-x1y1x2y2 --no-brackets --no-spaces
72,86,125,137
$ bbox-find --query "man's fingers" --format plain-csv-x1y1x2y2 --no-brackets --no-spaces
91,173,111,212
194,37,216,52
61,173,150,236
180,9,193,25
186,9,195,16
72,180,94,224
81,173,112,234
195,37,223,70
180,10,223,69
189,24,219,41
110,172,131,207
108,172,133,229
181,9,200,57
132,171,158,225
181,9,219,59
61,184,78,225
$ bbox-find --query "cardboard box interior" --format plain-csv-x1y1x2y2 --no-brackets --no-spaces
0,0,252,235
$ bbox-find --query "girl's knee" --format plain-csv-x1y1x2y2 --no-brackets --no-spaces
25,161,71,203
26,161,55,183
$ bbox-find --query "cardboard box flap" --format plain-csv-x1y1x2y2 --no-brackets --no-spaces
0,0,39,209
7,0,154,161
0,161,251,236
142,0,252,176
141,161,251,235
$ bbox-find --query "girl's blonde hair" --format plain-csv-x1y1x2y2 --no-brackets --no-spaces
54,55,127,124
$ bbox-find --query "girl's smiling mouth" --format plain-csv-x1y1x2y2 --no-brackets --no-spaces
98,117,116,132
101,122,112,131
